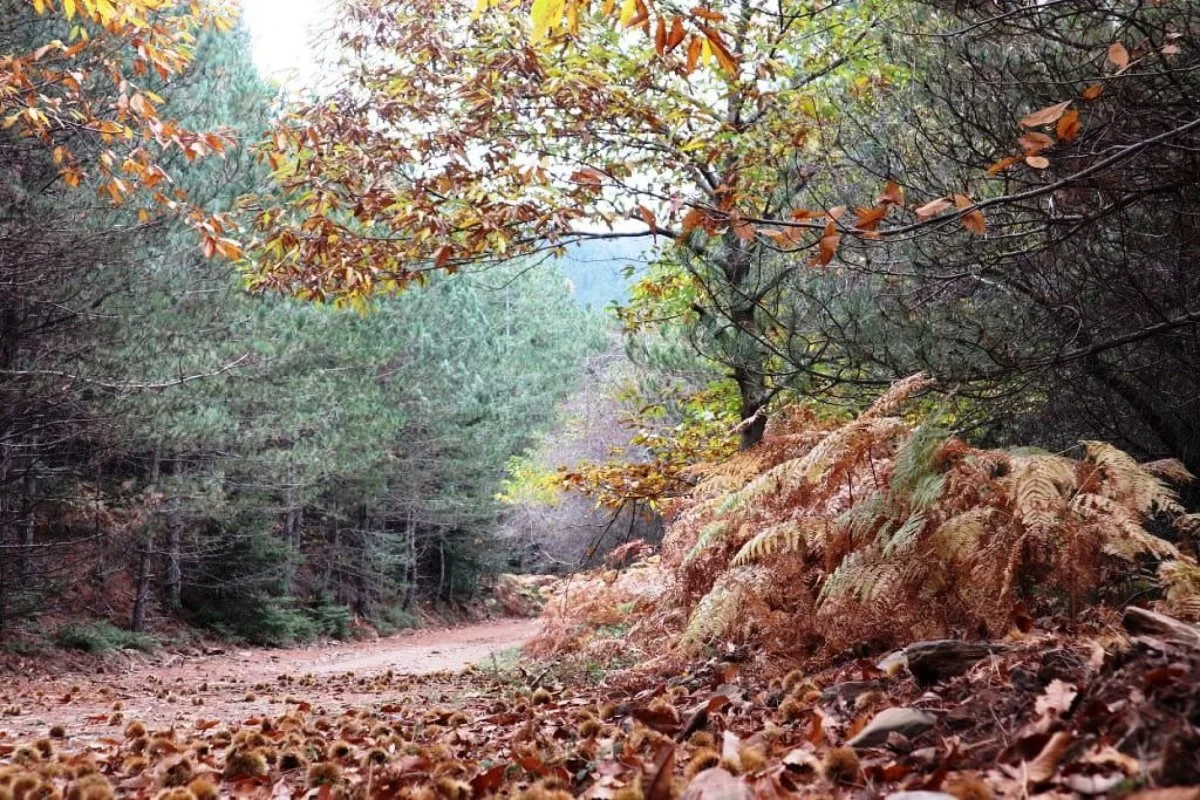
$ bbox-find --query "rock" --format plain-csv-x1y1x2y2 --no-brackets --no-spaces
847,707,935,748
1122,606,1200,649
903,639,1009,685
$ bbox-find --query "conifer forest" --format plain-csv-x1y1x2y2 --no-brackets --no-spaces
2,0,1200,797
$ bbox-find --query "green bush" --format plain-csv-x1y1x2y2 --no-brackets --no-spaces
307,593,352,640
371,604,419,636
54,622,157,653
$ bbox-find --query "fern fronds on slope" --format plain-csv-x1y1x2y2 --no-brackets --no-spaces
731,518,832,566
597,375,1200,663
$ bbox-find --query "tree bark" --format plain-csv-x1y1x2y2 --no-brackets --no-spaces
131,447,160,632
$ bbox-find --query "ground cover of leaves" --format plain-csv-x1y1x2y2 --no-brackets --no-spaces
1,613,1198,800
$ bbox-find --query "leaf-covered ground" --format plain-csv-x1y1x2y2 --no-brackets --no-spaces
1,611,1198,799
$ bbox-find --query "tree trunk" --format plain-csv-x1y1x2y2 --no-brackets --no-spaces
164,515,182,612
131,448,160,632
401,509,416,611
19,437,36,581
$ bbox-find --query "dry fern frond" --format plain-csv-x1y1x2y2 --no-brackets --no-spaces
1070,493,1180,561
1008,455,1076,533
859,372,934,420
731,518,832,566
1141,458,1195,485
930,508,991,565
1083,440,1182,514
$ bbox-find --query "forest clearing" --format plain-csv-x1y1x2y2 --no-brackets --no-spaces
3,0,1200,796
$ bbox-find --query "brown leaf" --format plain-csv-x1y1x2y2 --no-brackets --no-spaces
810,220,839,266
1018,132,1055,154
1056,109,1081,142
1107,42,1130,70
638,205,657,235
1081,83,1104,101
1026,730,1075,784
470,764,508,796
954,193,986,235
1020,100,1072,128
1025,155,1050,169
631,706,680,735
877,180,904,206
915,196,952,220
646,744,675,800
853,205,888,233
679,768,753,800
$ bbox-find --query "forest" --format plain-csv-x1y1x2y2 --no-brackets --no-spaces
1,0,1199,797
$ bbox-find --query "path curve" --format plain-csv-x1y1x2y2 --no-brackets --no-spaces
0,617,542,741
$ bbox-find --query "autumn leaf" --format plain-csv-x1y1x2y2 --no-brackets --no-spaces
1018,132,1055,154
1020,100,1072,128
810,219,840,266
1081,83,1104,101
954,193,986,235
877,180,904,207
914,196,952,220
1025,155,1050,169
1107,42,1130,70
986,155,1021,175
854,205,888,235
1056,109,1081,142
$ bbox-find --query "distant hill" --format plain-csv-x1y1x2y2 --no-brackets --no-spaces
557,237,655,310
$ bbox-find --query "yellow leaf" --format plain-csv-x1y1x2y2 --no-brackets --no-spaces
531,0,565,43
63,0,76,19
33,0,46,14
618,0,637,27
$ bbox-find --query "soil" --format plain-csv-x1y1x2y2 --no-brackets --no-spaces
0,618,540,745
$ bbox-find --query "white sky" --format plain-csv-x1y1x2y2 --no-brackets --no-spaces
240,0,329,89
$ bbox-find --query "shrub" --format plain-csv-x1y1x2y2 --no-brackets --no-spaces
54,622,156,653
371,604,419,636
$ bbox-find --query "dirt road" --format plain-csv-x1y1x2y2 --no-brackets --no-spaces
0,618,542,743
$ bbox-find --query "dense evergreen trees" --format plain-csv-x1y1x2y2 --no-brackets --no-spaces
0,15,604,641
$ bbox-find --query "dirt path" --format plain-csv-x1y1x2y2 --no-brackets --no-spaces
0,618,541,743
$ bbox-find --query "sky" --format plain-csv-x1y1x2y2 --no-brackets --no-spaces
240,0,328,89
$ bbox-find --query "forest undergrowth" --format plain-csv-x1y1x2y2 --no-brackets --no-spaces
5,377,1200,799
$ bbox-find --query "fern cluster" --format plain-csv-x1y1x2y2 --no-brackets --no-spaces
661,375,1200,656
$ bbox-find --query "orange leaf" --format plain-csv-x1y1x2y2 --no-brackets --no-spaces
954,193,986,235
810,220,839,266
1081,83,1104,101
699,25,737,74
1107,42,1130,70
638,205,657,234
1056,109,1081,142
665,16,686,52
685,35,703,73
826,205,846,221
654,17,666,54
433,244,453,269
986,155,1021,175
877,180,904,206
854,205,888,233
570,168,604,188
1025,155,1050,169
914,196,952,220
1020,100,1072,128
